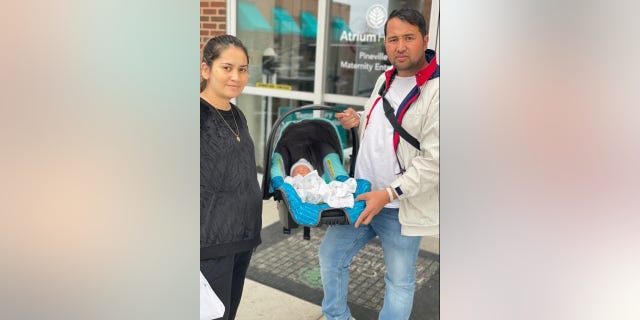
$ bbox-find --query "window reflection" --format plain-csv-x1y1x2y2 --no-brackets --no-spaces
234,0,434,170
326,0,433,96
236,0,431,97
236,0,318,93
236,95,315,171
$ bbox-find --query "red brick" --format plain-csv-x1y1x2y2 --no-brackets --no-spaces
202,9,217,15
203,23,216,29
200,16,209,21
211,16,225,22
210,2,225,8
200,30,209,36
218,23,226,30
218,9,226,15
200,2,209,7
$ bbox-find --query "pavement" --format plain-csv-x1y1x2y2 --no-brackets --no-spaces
235,177,440,319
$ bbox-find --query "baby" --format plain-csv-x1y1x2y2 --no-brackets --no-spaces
290,158,314,177
286,158,356,208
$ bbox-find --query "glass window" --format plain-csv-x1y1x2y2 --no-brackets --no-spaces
236,0,318,93
236,95,314,171
232,0,436,171
326,0,433,96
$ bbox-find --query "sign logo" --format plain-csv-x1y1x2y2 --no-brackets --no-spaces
366,4,387,29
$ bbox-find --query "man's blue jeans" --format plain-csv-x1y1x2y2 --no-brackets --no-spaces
319,207,422,320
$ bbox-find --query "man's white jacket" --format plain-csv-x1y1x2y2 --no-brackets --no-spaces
359,69,439,236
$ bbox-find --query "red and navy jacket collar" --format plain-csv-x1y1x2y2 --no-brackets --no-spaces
381,51,439,95
369,50,439,151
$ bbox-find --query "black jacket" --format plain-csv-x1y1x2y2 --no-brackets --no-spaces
200,98,262,260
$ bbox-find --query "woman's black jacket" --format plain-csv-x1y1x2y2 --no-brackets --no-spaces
200,99,262,260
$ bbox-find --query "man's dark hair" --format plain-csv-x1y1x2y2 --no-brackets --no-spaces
384,8,427,37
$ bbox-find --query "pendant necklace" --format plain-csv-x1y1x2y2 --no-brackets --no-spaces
213,105,241,142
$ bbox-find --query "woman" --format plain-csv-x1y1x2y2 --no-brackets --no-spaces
200,35,262,320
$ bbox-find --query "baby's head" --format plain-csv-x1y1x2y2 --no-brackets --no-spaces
290,158,314,177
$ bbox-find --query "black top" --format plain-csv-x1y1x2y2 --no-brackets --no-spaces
200,98,262,259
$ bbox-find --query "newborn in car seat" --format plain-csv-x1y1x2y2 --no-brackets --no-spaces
285,158,357,208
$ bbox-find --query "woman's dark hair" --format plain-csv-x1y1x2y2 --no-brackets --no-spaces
200,35,250,92
384,8,427,37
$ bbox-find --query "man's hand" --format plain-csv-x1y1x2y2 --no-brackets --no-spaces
354,189,391,227
336,108,360,130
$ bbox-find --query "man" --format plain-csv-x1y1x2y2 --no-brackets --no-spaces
319,8,439,320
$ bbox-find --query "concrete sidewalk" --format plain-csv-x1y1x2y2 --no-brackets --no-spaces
235,197,439,320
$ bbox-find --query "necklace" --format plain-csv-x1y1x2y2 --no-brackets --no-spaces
212,105,241,142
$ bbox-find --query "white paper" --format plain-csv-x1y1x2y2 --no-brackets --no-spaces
200,272,225,320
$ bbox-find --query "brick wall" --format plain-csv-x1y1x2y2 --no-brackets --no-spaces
200,1,228,50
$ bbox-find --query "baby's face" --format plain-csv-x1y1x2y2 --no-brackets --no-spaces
292,165,311,177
